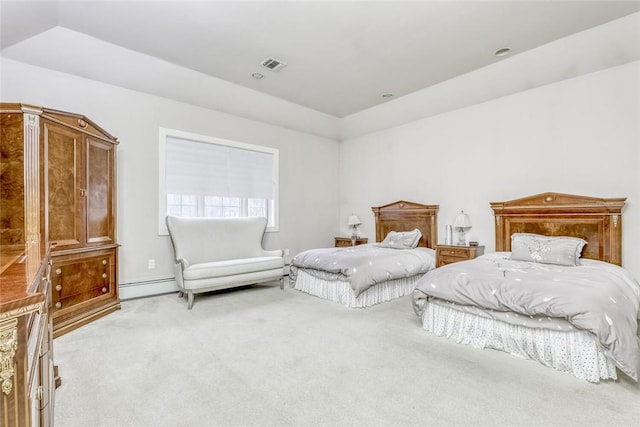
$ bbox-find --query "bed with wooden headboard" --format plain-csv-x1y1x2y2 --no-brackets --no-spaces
412,192,639,383
291,200,439,308
372,200,438,248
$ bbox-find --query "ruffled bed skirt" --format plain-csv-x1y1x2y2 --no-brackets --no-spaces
421,300,618,382
293,270,420,308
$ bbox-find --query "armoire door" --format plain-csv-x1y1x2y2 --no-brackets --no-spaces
44,120,86,250
86,137,115,245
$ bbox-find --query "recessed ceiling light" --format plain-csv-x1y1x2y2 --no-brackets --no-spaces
252,73,264,79
382,93,393,98
494,47,512,58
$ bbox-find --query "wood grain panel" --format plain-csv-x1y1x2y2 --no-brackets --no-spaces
0,113,25,246
491,192,625,265
45,121,84,249
86,138,114,244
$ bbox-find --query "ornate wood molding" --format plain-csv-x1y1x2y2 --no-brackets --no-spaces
0,318,18,395
0,302,44,322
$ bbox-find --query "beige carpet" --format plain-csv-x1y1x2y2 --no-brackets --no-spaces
53,281,640,426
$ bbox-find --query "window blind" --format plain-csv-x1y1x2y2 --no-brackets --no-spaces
166,136,274,199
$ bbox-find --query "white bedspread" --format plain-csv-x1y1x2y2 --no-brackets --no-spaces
412,252,640,380
291,244,435,297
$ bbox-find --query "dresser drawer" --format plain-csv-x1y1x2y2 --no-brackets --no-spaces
437,254,467,266
438,247,470,258
51,249,116,313
335,237,368,247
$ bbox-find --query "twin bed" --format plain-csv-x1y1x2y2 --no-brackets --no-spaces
290,193,640,383
291,200,438,307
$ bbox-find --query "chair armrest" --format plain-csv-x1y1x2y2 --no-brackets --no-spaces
176,257,190,269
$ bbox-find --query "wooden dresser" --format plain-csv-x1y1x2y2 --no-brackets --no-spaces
1,105,56,426
2,103,120,339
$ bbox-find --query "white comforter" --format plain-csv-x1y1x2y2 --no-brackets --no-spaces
412,252,640,381
291,244,436,297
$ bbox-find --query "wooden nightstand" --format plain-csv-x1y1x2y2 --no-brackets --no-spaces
435,244,485,267
335,237,368,247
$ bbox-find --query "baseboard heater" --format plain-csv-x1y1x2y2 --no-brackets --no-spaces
119,278,178,300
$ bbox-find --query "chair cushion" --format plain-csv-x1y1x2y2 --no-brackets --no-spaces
183,256,284,281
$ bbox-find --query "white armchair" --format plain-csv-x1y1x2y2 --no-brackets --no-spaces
166,216,284,309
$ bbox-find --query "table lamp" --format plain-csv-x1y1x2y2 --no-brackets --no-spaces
454,210,471,245
348,215,361,238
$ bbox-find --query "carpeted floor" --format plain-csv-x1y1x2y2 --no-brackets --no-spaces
53,281,640,426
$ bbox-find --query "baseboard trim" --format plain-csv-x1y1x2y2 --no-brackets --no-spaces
119,278,179,300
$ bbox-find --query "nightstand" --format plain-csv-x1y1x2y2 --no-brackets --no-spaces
435,244,485,267
335,237,368,247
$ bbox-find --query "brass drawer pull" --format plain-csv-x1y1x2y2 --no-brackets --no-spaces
102,259,108,265
55,302,62,309
102,273,108,279
55,268,62,275
55,285,62,292
102,287,108,293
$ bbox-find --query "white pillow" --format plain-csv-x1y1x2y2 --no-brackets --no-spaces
510,233,587,266
377,229,422,249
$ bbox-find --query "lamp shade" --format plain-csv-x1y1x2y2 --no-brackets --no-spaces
454,211,471,228
348,215,361,226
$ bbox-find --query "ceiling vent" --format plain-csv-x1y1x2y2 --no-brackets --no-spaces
260,57,287,72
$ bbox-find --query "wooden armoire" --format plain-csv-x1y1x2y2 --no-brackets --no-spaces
1,103,120,328
1,102,120,425
40,106,120,338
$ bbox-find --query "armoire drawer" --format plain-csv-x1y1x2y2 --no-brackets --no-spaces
50,248,116,314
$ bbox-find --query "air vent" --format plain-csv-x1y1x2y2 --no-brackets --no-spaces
260,57,287,72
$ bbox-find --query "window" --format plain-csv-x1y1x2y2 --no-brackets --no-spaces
159,128,279,234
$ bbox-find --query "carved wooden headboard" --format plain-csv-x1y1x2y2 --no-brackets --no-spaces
490,192,625,265
371,201,438,248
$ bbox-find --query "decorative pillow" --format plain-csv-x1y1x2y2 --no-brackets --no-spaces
510,233,587,266
377,229,422,249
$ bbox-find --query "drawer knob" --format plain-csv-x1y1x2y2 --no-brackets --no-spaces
55,285,62,292
102,287,108,293
450,251,455,254
55,268,62,275
55,302,62,309
102,259,108,265
102,273,108,279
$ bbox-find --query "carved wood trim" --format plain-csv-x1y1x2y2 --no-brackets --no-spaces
0,302,44,321
41,108,118,144
0,318,18,395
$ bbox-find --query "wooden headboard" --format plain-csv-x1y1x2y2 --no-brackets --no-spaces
371,201,438,248
490,192,625,265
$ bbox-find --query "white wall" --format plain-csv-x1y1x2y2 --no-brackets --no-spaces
340,61,640,279
1,58,341,297
340,12,640,140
